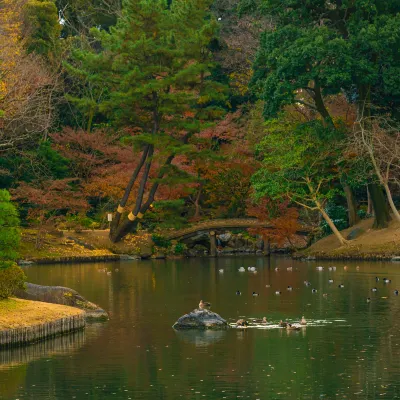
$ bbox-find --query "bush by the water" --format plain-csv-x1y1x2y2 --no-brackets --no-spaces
0,189,26,298
173,242,187,255
0,263,26,299
0,190,20,262
152,234,171,248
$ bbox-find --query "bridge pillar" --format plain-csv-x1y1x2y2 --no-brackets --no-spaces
263,238,271,256
209,231,217,257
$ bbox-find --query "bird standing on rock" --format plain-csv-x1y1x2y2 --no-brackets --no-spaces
199,300,211,310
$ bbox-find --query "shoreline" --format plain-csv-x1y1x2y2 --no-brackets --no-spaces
0,299,85,347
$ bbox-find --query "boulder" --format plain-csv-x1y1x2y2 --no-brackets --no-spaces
15,283,108,321
218,233,232,243
220,246,235,254
151,253,166,259
347,227,365,241
120,254,140,261
173,309,229,330
17,260,35,266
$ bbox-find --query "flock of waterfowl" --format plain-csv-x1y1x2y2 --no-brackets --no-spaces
216,263,399,329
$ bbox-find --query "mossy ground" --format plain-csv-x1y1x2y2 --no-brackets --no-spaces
0,298,84,330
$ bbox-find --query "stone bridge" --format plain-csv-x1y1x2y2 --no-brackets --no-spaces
165,218,311,257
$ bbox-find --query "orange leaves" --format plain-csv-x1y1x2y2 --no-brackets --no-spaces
247,197,300,246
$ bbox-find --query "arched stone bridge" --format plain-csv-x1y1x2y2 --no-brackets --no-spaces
166,218,311,241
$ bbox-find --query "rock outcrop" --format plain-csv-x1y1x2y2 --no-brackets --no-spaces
172,309,228,330
15,283,108,321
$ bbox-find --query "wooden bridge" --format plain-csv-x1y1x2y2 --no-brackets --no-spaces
166,218,311,240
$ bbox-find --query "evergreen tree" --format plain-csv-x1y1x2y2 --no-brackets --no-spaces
24,0,61,57
251,0,400,228
67,0,227,242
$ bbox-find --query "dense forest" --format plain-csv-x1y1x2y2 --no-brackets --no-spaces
1,0,400,255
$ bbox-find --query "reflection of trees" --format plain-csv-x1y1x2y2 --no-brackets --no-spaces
16,258,400,399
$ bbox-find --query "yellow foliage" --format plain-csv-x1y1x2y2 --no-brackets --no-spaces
0,0,25,106
229,68,253,96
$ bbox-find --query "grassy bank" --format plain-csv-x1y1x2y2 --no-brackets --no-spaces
300,218,400,260
19,229,153,262
0,298,84,330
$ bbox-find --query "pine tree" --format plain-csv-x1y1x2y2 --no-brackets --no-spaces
67,0,228,242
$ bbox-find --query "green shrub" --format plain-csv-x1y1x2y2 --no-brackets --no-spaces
152,234,171,248
173,242,187,255
0,263,26,299
0,190,26,299
0,190,20,262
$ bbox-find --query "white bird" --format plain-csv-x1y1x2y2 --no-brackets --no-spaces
250,267,256,272
238,267,245,272
316,266,324,271
275,291,281,295
218,17,222,21
287,267,293,271
219,269,224,273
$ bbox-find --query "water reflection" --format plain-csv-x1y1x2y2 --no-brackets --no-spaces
1,256,400,399
0,329,86,367
174,329,227,347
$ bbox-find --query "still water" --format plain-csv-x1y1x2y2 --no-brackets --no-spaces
1,256,400,399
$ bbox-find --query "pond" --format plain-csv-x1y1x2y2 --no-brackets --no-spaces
1,255,400,399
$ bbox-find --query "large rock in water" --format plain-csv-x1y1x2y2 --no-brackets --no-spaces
15,283,108,321
173,309,228,330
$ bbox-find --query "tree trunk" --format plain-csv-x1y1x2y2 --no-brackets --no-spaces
383,182,400,222
365,142,400,223
343,184,359,227
263,237,271,256
110,145,150,236
110,154,175,243
132,145,154,215
194,188,202,218
317,203,348,246
367,187,374,215
209,231,217,257
368,183,391,229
